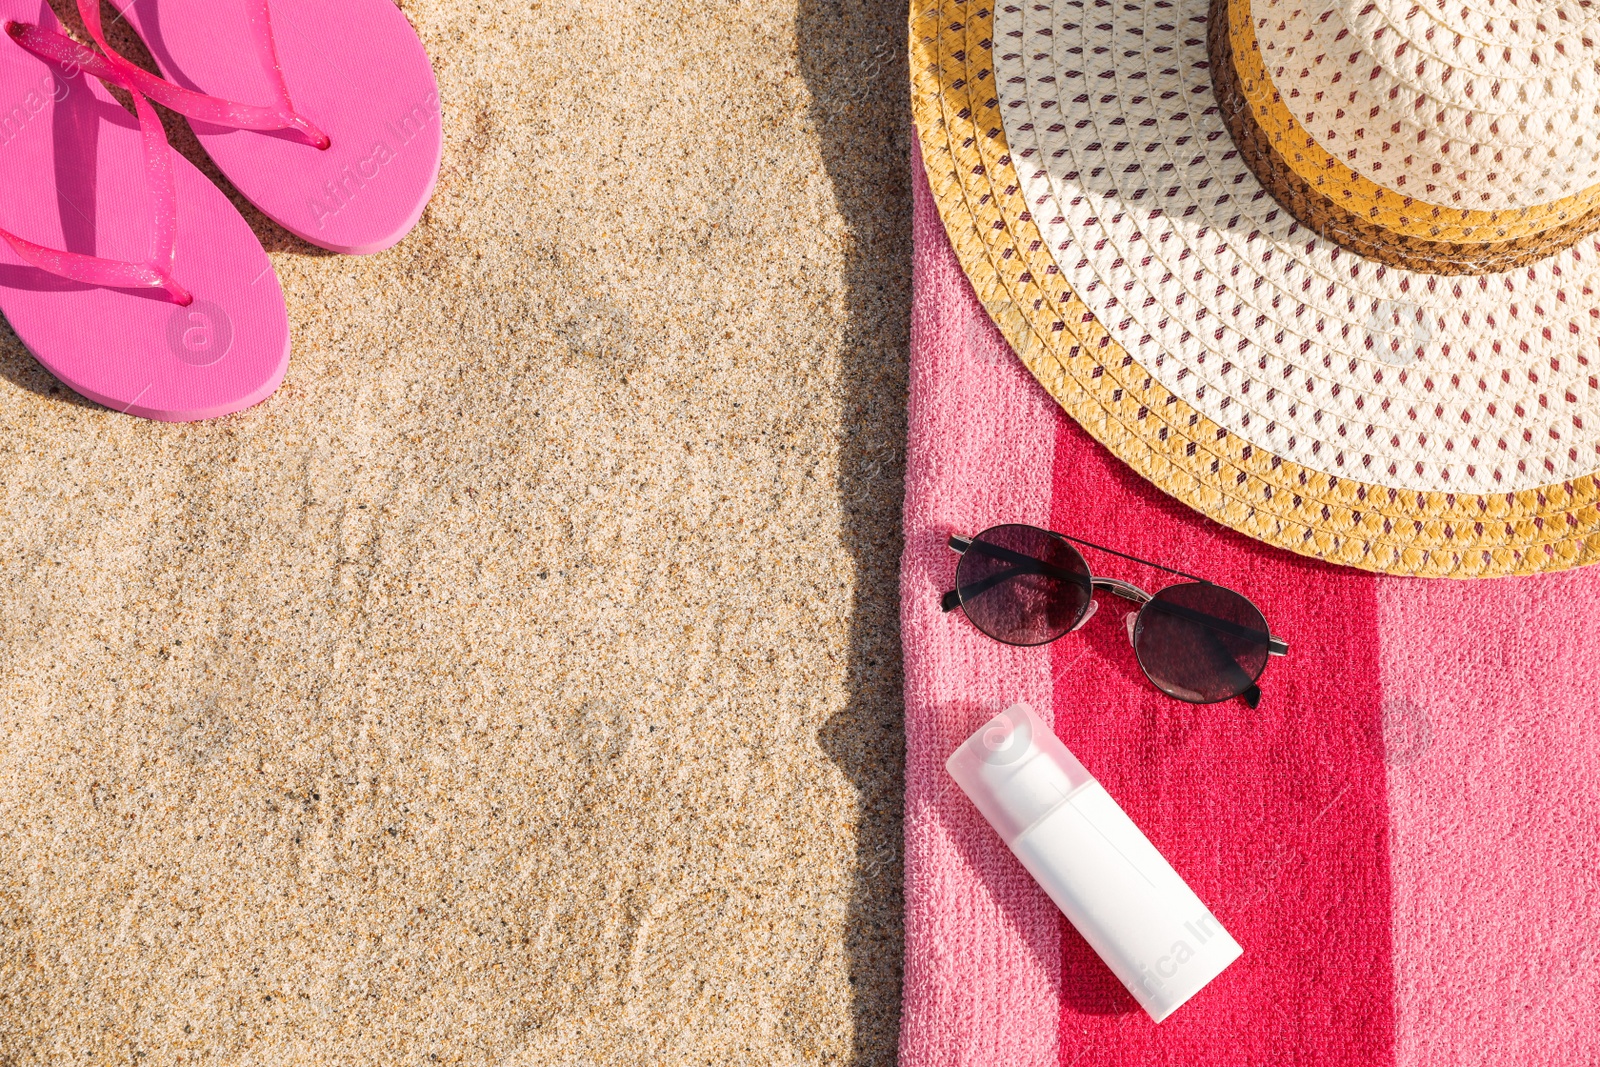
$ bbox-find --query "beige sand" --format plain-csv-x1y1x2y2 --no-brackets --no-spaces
0,1,910,1062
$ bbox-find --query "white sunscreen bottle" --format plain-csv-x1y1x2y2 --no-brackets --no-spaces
946,702,1241,1022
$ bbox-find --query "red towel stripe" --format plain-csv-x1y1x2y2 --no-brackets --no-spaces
1047,416,1397,1065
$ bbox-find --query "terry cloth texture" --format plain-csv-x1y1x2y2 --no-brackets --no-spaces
901,144,1600,1066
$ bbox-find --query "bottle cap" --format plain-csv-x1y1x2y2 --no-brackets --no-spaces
945,703,1094,843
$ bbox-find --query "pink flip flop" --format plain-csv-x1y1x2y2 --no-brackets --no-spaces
68,0,442,255
0,5,289,421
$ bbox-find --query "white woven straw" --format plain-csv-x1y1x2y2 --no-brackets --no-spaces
997,0,1600,494
1260,0,1600,207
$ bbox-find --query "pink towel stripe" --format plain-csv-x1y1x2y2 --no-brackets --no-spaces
899,144,1066,1067
1378,576,1600,1066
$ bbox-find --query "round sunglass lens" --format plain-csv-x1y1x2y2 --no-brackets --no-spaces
1132,582,1272,703
954,525,1092,646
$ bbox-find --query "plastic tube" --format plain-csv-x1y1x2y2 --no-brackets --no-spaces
946,702,1242,1022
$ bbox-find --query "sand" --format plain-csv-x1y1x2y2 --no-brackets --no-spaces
0,0,911,1062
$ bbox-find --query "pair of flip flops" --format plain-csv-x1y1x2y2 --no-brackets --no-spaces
0,0,441,421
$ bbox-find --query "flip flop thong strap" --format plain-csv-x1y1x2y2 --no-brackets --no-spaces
1,22,192,306
79,0,329,150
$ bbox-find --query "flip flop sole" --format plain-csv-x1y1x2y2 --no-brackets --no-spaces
121,0,443,255
0,1,289,422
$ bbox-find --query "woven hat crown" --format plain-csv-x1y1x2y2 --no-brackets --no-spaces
1255,0,1600,208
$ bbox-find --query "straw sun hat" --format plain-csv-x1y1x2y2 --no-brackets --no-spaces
911,0,1600,576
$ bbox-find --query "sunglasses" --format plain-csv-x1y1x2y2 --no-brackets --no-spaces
942,524,1288,707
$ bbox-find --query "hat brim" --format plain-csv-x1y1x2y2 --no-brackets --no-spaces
910,0,1600,576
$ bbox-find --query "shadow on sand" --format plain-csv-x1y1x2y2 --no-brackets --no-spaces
799,0,913,1062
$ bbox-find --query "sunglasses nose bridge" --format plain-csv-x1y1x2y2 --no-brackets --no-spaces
1091,576,1152,605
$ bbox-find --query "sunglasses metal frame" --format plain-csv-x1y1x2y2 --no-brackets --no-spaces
940,525,1288,705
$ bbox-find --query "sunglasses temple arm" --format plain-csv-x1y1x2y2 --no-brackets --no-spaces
950,536,1089,584
1144,599,1288,655
942,537,970,610
940,537,966,614
941,565,1048,612
1189,616,1264,703
1124,602,1262,706
942,536,971,610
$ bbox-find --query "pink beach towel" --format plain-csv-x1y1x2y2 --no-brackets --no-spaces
900,145,1600,1066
